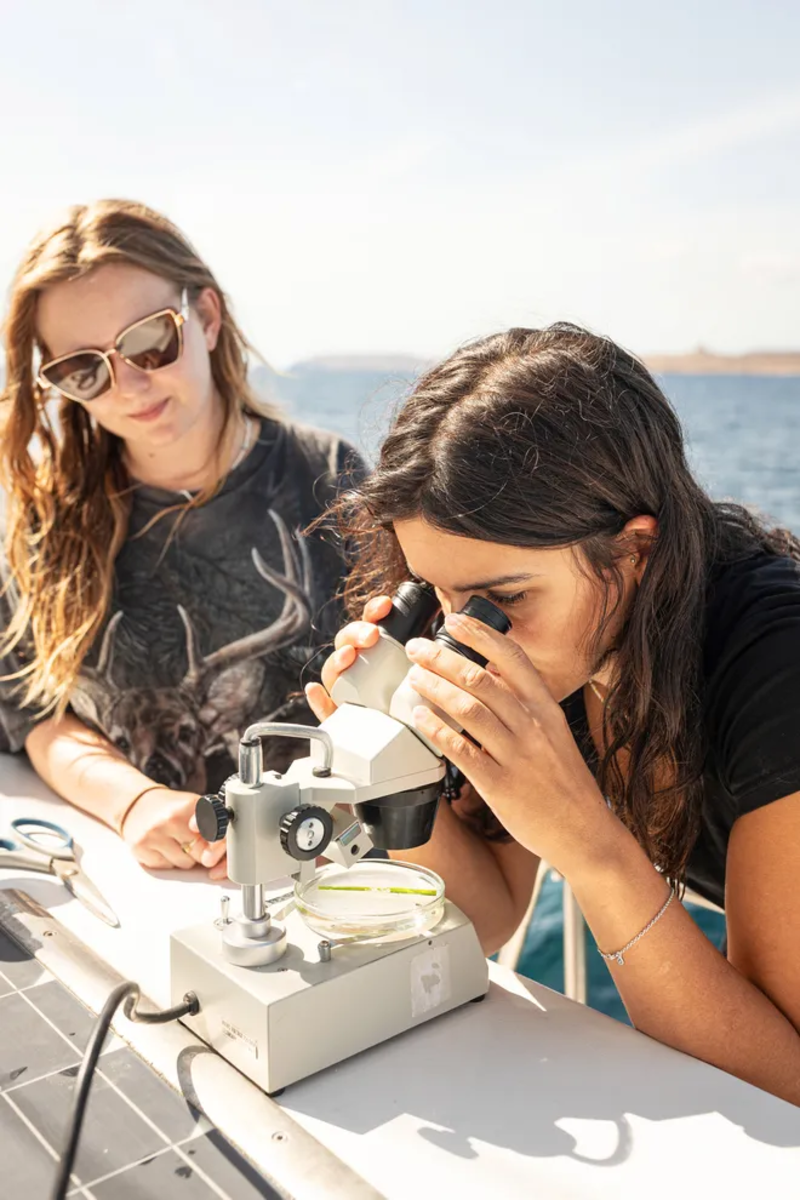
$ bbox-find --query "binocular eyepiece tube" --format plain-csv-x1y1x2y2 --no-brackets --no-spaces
353,586,512,850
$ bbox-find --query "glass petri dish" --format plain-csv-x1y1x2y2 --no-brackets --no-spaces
294,860,445,945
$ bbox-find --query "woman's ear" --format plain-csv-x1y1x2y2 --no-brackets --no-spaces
193,286,222,352
620,514,658,583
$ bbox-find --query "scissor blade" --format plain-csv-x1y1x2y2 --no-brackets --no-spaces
54,862,120,928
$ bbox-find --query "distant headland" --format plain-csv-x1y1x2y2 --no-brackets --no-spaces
285,349,800,378
643,349,800,376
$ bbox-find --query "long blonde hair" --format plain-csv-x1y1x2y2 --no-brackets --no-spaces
0,198,272,716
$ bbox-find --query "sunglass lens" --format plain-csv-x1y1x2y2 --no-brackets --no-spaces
119,312,180,371
41,353,111,402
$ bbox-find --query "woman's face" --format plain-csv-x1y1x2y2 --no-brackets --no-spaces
36,262,222,452
393,517,641,702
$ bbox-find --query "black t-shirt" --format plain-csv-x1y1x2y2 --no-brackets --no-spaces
0,417,363,794
563,552,800,910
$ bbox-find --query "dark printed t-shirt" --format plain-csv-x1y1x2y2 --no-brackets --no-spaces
563,552,800,910
0,418,363,795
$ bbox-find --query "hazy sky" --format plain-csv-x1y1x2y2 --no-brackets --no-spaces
1,0,798,366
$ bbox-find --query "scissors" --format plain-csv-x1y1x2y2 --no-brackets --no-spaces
0,817,120,928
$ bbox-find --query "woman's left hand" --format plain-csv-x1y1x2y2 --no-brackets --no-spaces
187,813,229,881
405,611,613,875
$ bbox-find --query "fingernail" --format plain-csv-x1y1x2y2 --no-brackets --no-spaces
408,665,424,684
201,850,216,867
412,705,431,725
406,638,424,656
444,612,466,630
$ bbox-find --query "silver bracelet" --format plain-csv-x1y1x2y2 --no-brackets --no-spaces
598,887,675,966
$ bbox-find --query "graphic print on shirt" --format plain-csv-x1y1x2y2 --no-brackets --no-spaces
70,510,316,794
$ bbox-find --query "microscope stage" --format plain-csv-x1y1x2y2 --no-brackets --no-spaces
171,901,489,1094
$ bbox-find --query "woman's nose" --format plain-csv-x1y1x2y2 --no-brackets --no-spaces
111,353,154,399
435,590,469,616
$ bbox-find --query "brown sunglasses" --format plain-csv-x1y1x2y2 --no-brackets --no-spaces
38,290,190,403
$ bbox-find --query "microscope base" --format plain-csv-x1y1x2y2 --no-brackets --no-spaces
170,900,489,1095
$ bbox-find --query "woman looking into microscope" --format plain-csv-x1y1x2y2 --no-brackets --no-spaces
307,323,800,1107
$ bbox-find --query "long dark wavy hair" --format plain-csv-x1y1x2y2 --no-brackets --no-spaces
335,324,800,886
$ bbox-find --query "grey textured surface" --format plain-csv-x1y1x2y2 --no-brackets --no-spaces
89,1150,220,1199
0,931,281,1199
0,1091,60,1197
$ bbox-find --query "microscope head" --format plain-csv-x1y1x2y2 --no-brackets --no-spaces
195,585,511,890
309,702,445,850
325,585,511,850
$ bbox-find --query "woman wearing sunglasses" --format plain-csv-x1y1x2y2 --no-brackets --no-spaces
307,325,800,1105
0,198,362,877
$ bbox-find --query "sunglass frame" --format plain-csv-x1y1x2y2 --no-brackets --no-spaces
37,289,190,402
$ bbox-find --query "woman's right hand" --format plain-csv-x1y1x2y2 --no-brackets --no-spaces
305,595,393,722
121,785,226,874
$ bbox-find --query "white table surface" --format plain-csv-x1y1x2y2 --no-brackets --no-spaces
2,751,799,1200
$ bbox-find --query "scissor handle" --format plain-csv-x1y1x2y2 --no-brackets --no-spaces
10,818,74,860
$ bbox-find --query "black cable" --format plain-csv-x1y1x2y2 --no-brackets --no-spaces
51,981,199,1200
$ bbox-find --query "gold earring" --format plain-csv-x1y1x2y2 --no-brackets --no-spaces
630,555,638,565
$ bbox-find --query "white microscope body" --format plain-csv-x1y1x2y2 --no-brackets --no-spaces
170,586,494,1095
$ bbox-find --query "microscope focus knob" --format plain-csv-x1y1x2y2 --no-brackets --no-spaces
279,805,334,861
195,794,232,842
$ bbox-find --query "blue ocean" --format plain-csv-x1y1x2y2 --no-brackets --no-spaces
264,366,800,1022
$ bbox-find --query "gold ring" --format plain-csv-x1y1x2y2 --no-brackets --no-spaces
181,840,197,856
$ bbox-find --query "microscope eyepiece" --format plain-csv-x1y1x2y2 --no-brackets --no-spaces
377,580,439,645
433,595,511,666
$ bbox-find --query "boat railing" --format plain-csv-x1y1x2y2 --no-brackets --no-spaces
497,865,725,1004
